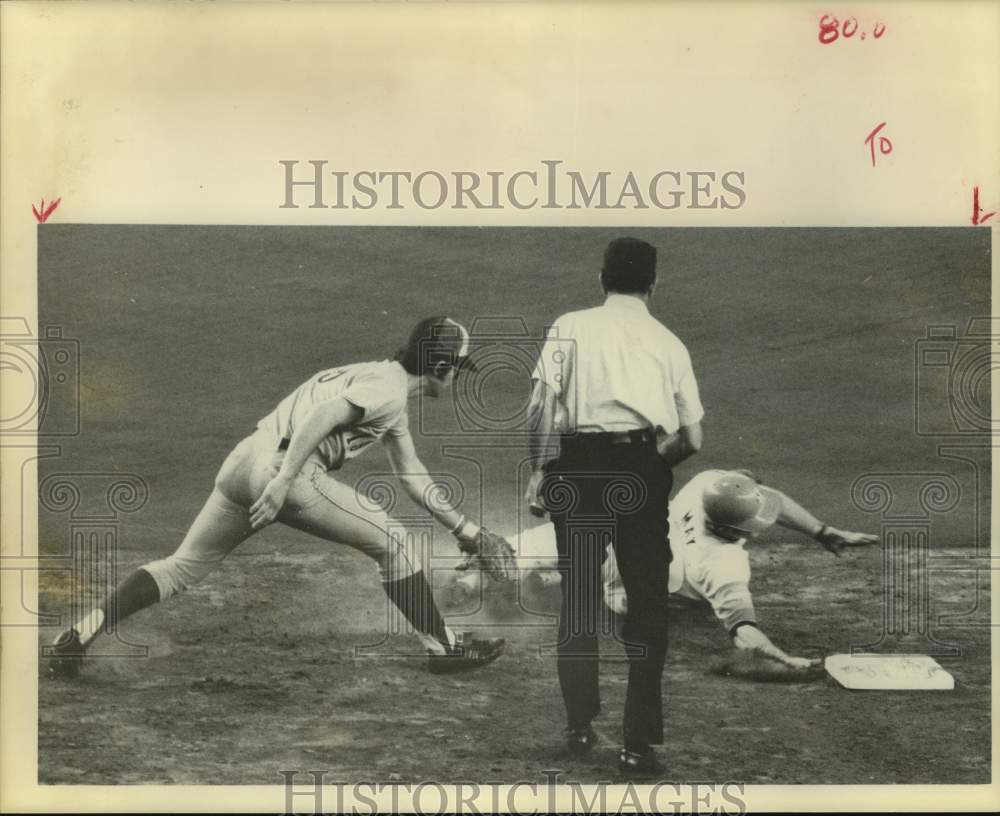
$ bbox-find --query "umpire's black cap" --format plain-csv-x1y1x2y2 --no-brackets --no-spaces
601,237,658,294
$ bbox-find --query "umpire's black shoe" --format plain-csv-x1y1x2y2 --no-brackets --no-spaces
618,747,665,778
46,628,85,680
564,725,598,756
427,635,505,675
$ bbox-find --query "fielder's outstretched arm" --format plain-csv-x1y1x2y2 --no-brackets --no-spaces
770,488,879,555
385,431,517,580
383,430,478,539
249,398,363,529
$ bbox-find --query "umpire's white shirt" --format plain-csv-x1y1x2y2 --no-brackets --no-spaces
533,293,703,433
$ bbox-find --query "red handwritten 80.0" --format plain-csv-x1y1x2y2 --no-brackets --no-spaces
818,15,886,44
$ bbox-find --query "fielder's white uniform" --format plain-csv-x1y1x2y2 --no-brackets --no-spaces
143,360,421,601
512,469,756,633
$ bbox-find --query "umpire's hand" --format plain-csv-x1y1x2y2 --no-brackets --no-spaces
524,468,546,518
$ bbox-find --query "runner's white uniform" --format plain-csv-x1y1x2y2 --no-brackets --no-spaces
511,469,757,633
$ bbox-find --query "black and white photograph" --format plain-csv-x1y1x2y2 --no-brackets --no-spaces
30,225,991,790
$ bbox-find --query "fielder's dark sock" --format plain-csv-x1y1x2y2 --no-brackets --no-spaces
102,567,162,624
72,567,161,647
382,570,450,649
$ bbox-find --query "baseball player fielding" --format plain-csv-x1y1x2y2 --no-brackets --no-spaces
46,317,516,679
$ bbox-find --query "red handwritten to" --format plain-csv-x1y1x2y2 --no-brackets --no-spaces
818,15,886,44
971,187,996,225
32,198,61,224
864,123,893,168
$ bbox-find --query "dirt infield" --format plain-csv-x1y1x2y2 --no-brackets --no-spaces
37,226,990,784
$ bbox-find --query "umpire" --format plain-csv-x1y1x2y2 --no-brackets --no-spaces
526,237,703,776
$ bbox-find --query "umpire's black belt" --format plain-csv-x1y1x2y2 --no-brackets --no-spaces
561,428,656,447
278,437,291,451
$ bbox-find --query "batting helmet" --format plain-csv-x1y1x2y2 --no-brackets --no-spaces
703,471,781,535
394,316,478,377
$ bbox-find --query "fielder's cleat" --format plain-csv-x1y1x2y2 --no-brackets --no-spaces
46,628,86,680
427,633,505,675
564,725,598,757
618,747,665,778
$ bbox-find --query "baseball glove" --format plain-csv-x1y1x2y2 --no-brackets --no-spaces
456,527,517,582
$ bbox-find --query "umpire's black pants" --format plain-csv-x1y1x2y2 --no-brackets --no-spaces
542,431,672,752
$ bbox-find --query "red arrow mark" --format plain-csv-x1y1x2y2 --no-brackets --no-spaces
971,186,996,225
32,197,62,223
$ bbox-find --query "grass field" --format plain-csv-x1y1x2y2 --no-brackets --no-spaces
37,226,990,784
